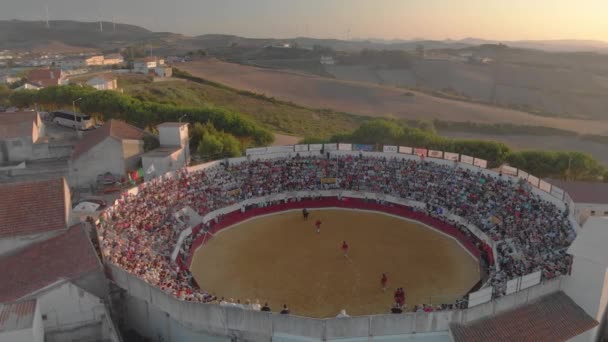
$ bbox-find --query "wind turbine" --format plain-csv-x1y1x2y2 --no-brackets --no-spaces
45,4,50,29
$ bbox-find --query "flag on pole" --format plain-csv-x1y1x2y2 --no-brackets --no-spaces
146,164,156,175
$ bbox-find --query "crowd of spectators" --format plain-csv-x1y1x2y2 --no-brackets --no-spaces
98,154,575,313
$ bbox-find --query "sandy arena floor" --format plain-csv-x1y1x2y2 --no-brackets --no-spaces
190,209,480,318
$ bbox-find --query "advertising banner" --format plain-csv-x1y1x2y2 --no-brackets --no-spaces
527,175,540,187
294,144,309,152
428,150,443,158
517,170,529,180
473,158,488,169
320,178,337,184
309,144,323,151
323,143,338,151
443,152,459,161
338,143,353,151
539,180,552,193
501,165,518,176
245,147,267,156
267,145,294,153
383,145,398,153
414,148,428,157
353,144,374,152
399,146,413,154
460,155,474,165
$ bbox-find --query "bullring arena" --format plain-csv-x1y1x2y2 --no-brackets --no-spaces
190,209,480,318
96,144,601,341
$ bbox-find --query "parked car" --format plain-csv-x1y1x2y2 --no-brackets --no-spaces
73,197,107,209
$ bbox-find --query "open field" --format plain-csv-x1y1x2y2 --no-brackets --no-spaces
121,76,363,139
440,131,608,164
328,61,608,120
190,210,479,318
179,59,608,135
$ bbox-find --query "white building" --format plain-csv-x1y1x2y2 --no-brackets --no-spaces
320,56,335,65
141,122,189,181
56,58,86,70
103,53,124,66
549,179,608,225
69,119,147,188
563,217,608,341
153,65,173,78
86,74,118,90
133,57,158,74
15,82,42,91
0,300,44,342
0,111,47,163
0,224,119,342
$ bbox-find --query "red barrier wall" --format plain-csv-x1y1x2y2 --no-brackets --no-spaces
185,197,489,269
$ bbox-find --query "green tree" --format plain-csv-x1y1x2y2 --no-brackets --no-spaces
197,134,224,157
0,84,12,106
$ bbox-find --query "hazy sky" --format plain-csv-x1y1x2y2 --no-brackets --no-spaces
2,0,607,41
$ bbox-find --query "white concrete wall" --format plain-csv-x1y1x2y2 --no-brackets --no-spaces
122,139,144,160
563,256,608,341
4,137,34,162
0,328,38,342
142,149,185,182
159,125,188,148
32,300,45,342
109,264,565,341
34,282,120,342
69,137,125,187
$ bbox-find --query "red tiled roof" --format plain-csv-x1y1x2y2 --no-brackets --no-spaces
27,69,62,88
0,111,39,140
0,224,101,303
30,78,60,87
27,68,62,80
450,291,598,342
0,300,36,331
71,119,147,160
548,179,608,204
0,178,68,238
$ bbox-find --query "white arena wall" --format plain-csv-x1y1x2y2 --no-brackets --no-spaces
105,143,582,341
107,264,565,341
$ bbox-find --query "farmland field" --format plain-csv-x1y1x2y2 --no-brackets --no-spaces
179,59,608,135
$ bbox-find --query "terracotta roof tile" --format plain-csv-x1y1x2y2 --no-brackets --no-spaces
0,111,39,140
71,119,147,160
0,178,68,238
0,300,36,331
450,291,598,342
0,224,101,303
27,68,62,80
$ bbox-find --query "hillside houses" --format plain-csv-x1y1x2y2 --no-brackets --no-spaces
86,74,118,90
27,69,67,88
133,57,172,77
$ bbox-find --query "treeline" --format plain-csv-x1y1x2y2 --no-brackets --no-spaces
9,85,274,148
305,119,606,181
431,120,578,136
338,49,413,68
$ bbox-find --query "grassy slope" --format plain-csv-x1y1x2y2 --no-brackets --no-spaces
120,75,365,139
